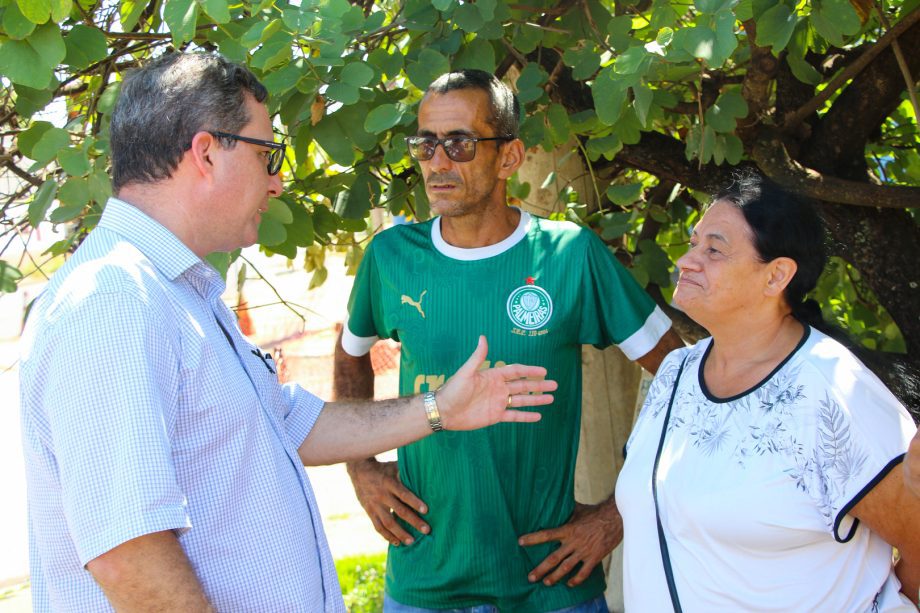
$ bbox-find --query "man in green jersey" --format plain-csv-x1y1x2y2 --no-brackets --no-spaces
334,70,684,612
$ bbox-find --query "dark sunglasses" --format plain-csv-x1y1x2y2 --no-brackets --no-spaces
209,131,286,175
405,135,514,163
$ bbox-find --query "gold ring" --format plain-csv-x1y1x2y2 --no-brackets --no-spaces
506,394,513,408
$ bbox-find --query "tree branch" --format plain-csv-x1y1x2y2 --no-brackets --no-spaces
753,133,920,208
781,4,920,132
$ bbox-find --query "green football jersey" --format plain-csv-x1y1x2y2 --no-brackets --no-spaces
343,210,670,612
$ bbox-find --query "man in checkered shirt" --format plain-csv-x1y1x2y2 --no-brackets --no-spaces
18,52,556,612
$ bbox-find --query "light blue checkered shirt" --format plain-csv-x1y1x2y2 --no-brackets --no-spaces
20,198,345,612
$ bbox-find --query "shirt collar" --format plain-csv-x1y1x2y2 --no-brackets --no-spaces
98,197,209,282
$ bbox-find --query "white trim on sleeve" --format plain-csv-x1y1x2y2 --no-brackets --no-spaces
618,306,673,361
341,316,379,356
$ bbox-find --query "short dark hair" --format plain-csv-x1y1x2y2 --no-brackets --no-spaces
713,171,827,324
110,52,268,192
425,69,520,138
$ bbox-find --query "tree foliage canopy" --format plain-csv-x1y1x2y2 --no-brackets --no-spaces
0,0,918,412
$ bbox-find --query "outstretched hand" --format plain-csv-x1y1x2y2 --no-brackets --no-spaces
436,335,557,430
519,499,623,588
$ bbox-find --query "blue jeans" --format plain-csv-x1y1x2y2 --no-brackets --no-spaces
383,593,608,613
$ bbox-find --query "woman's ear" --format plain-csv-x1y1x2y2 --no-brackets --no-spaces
497,138,525,179
764,257,798,297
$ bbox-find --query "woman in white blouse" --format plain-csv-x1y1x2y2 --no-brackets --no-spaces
615,172,919,612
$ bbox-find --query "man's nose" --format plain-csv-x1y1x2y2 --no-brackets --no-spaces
427,142,454,172
268,171,282,196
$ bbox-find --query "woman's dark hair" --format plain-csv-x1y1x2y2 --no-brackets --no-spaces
713,171,827,328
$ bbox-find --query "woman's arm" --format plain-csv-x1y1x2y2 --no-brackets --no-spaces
851,461,920,601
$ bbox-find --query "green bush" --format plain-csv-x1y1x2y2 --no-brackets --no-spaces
335,553,386,613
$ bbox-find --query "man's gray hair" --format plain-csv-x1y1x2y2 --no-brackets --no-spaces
110,52,267,192
425,70,520,138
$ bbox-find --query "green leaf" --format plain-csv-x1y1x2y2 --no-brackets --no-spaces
712,9,738,66
120,0,146,31
406,49,450,90
585,134,622,161
704,90,748,133
432,0,453,10
205,252,231,277
257,217,287,246
412,179,430,221
97,82,121,115
592,67,628,126
614,47,649,75
334,168,379,220
31,127,71,165
678,26,718,62
723,134,744,164
325,82,359,105
341,62,375,87
787,53,821,86
163,0,199,46
546,103,570,145
29,21,66,64
16,0,50,23
50,0,71,21
513,23,543,53
49,204,84,224
64,25,108,69
17,122,54,159
756,3,796,52
815,0,861,36
313,117,355,166
3,3,36,38
282,6,316,31
606,15,633,51
454,37,496,73
606,183,643,205
635,239,672,286
632,83,653,128
0,25,60,88
0,261,23,293
58,147,91,176
563,46,601,81
365,104,402,134
695,0,733,12
260,62,303,96
13,84,54,117
58,177,90,207
516,62,546,104
197,0,230,24
28,180,57,226
700,124,716,162
88,167,111,204
600,211,632,239
453,3,483,32
264,198,293,225
368,48,404,78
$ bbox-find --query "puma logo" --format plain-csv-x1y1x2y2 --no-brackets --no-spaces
401,290,427,318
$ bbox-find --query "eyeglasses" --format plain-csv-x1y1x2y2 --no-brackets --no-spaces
210,131,286,175
405,135,514,163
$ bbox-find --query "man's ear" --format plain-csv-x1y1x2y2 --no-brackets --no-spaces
497,138,525,179
186,131,217,178
764,257,798,297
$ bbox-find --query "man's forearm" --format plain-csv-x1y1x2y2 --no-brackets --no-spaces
333,331,375,401
87,531,211,612
636,328,684,375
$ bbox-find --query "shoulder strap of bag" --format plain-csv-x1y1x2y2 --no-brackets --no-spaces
652,355,688,613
